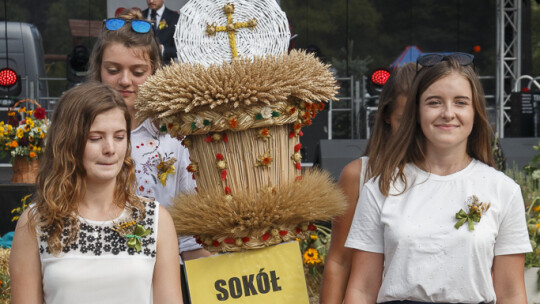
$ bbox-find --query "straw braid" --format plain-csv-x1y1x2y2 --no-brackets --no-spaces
162,101,299,136
169,170,346,252
136,50,338,127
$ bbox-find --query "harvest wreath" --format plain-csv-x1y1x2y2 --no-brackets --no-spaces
136,0,346,252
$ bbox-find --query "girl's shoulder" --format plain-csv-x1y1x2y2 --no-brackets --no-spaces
339,157,367,181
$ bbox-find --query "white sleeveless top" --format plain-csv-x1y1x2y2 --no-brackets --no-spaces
358,156,368,196
38,200,159,304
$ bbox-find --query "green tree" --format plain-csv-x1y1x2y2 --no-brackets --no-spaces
281,0,379,74
0,0,32,23
44,0,106,55
533,1,540,76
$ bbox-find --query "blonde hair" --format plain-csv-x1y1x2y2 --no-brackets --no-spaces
30,82,142,254
88,9,162,82
374,58,494,196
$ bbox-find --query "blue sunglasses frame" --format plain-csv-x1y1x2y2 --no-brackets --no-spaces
104,18,154,34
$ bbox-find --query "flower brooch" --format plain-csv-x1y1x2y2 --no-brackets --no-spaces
454,195,491,231
113,220,151,252
156,153,177,186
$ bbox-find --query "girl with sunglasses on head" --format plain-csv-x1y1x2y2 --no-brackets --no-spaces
10,82,182,303
344,54,531,304
89,8,211,302
320,63,416,304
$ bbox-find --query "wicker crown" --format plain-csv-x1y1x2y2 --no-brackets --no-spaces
174,0,290,65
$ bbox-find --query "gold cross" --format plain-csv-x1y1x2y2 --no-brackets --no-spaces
206,3,257,59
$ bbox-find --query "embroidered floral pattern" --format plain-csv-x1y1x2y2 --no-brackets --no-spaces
38,201,158,257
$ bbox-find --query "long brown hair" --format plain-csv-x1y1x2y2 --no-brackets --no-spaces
88,9,162,81
374,57,494,196
364,63,416,178
30,82,141,254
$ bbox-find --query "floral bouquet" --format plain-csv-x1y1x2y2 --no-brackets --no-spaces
298,223,331,303
0,248,9,304
505,140,540,291
0,99,48,162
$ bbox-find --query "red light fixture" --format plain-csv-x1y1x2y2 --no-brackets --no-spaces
0,68,18,87
370,68,391,87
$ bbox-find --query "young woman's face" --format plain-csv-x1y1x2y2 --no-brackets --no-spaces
100,43,153,114
419,72,474,153
83,108,128,187
387,94,407,134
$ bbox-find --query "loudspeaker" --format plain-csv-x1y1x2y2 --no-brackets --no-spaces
317,139,368,180
506,93,535,137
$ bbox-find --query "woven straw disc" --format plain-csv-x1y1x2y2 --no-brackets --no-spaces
175,0,290,65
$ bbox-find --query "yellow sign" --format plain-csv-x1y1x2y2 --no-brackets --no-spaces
185,241,309,303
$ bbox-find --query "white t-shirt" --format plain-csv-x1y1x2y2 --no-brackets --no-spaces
131,119,199,257
346,159,532,303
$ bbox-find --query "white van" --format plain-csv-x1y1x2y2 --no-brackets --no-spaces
0,21,48,109
0,21,48,171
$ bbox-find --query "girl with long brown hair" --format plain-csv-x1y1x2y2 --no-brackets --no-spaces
344,54,531,303
321,63,416,303
9,82,182,303
89,10,209,302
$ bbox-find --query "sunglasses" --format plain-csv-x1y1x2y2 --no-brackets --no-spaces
104,18,154,34
416,52,474,72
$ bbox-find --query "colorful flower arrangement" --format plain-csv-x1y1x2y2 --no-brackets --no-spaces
504,140,540,290
0,248,10,304
454,195,491,231
0,103,48,162
298,223,331,302
11,194,31,222
0,194,31,303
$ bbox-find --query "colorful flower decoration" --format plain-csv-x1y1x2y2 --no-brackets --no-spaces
255,106,281,120
255,152,273,167
216,153,227,170
454,195,491,231
291,143,302,170
192,116,211,130
228,118,238,129
257,128,271,141
158,20,168,30
112,220,151,252
287,106,297,115
1,103,48,161
303,248,322,266
294,101,324,129
156,155,177,186
205,133,229,143
187,162,199,173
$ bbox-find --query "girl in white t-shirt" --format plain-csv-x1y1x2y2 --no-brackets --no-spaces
344,54,531,304
320,63,416,303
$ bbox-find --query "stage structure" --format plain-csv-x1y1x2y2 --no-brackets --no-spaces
496,0,522,137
